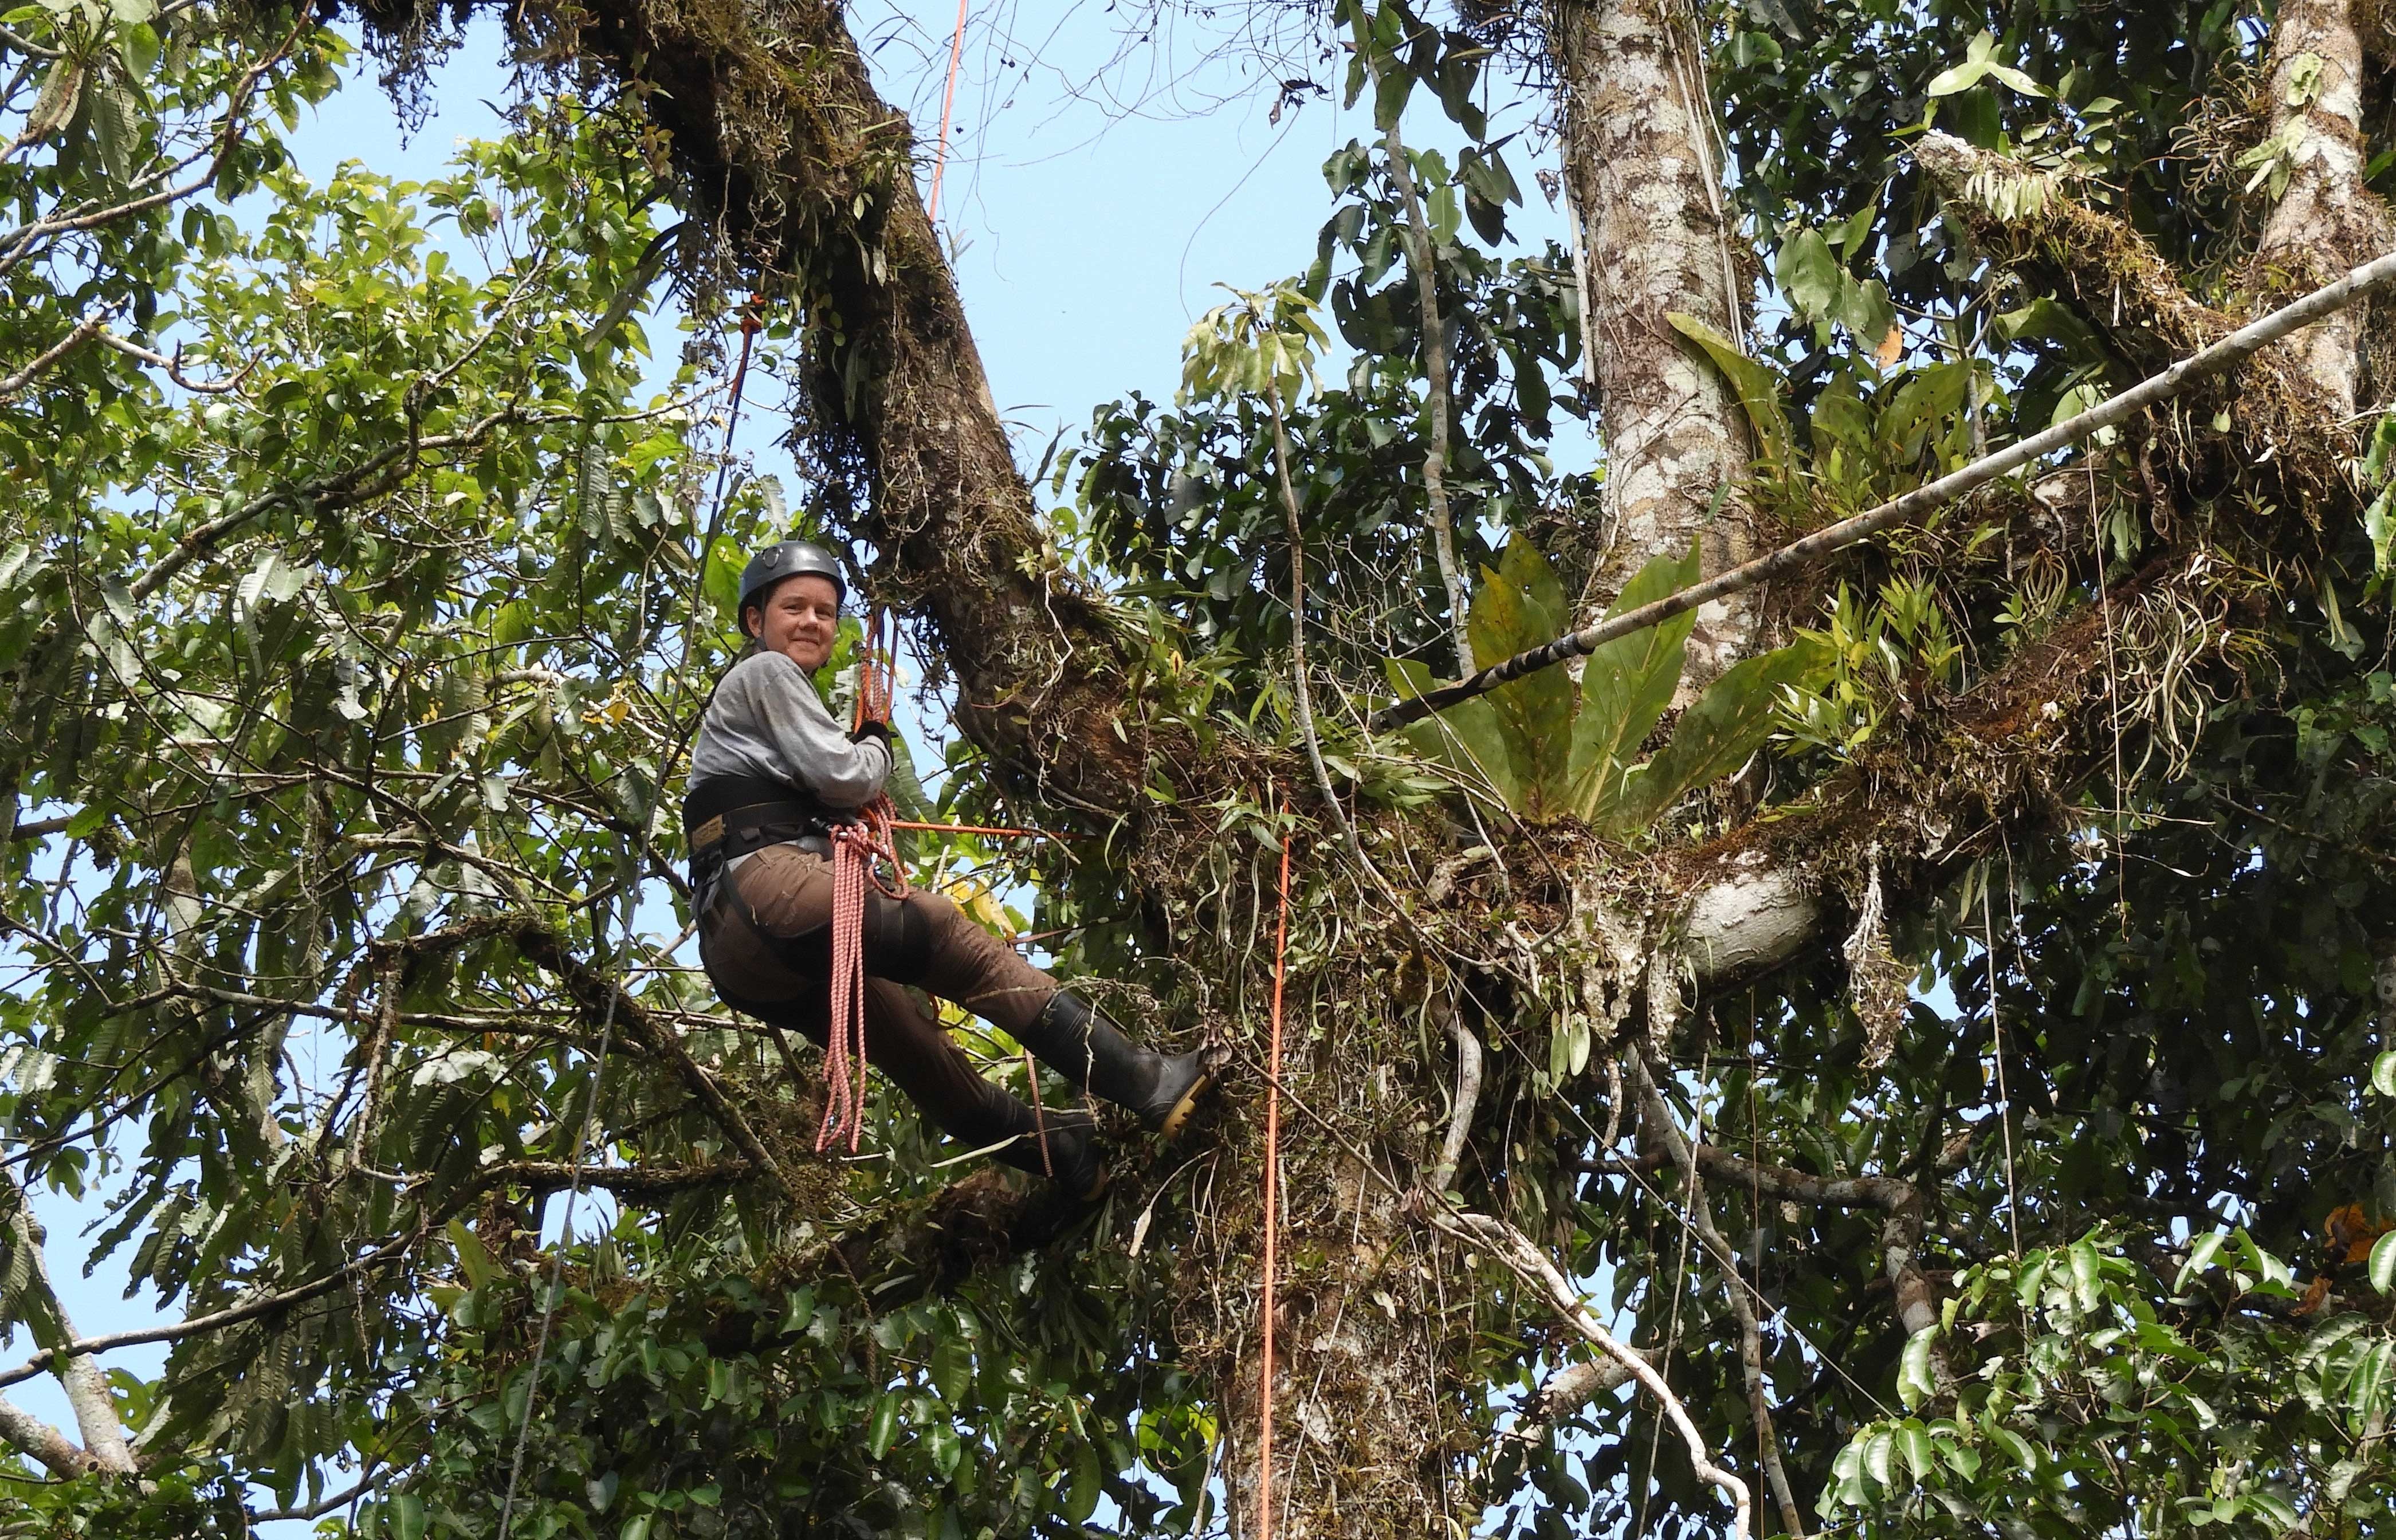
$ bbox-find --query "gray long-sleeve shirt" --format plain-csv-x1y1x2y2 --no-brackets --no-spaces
688,651,891,809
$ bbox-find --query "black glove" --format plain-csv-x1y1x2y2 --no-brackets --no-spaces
849,718,893,749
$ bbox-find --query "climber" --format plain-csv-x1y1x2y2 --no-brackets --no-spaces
684,539,1209,1197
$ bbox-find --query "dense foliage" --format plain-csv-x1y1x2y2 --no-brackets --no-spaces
3,0,2396,1536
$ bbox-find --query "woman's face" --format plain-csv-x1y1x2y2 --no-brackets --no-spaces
748,574,841,673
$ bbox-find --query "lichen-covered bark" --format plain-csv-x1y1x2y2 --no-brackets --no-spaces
2254,0,2393,414
1551,0,1760,684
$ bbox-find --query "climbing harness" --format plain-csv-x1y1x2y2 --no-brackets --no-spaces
495,838,632,1540
1256,804,1293,1540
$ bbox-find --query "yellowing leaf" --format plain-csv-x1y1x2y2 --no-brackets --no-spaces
1666,312,1792,473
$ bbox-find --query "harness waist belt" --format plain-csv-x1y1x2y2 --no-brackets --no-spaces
685,776,849,878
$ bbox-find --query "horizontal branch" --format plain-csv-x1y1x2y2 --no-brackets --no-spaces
1499,1350,1653,1456
0,1225,425,1393
0,316,102,398
1372,240,2396,732
1604,1132,1939,1341
507,919,797,1201
461,1157,755,1197
0,1392,88,1476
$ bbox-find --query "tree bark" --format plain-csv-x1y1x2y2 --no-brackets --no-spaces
2254,0,2393,415
1551,0,1760,683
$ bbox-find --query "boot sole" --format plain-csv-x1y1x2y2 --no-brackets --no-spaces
1152,1073,1212,1140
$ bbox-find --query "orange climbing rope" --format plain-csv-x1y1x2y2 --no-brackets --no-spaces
816,609,1067,1152
1256,806,1293,1540
819,607,906,1153
925,0,971,221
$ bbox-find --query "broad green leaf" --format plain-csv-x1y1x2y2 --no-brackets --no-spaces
1897,1419,1937,1482
1386,657,1521,812
1468,537,1574,818
2371,1049,2396,1098
445,1219,497,1291
1605,641,1822,835
2176,1230,2228,1291
1666,312,1792,472
2371,1229,2396,1294
1925,56,1989,98
1986,1425,2038,1470
1863,1428,1895,1490
2349,1339,2393,1424
1896,1327,1940,1411
1777,227,1841,321
866,1390,901,1459
1568,545,1699,822
2068,1238,2106,1312
1063,1438,1103,1523
930,1337,973,1404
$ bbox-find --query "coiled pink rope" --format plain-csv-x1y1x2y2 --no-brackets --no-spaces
817,798,906,1153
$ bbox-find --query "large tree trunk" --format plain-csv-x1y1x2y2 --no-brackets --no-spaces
2253,0,2392,414
1551,0,1762,683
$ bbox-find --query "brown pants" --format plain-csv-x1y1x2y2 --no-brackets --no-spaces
698,843,1071,1168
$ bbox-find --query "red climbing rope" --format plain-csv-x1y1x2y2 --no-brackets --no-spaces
1256,804,1293,1540
819,606,905,1153
926,0,970,221
818,799,906,1153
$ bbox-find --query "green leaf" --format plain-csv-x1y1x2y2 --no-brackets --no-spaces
1605,641,1821,834
1386,657,1522,812
445,1219,497,1291
1925,57,1990,99
1777,227,1841,321
1896,1327,1940,1411
2176,1230,2228,1291
1568,545,1699,822
90,79,137,184
2371,1050,2396,1098
120,21,160,77
1666,312,1792,473
2348,1339,2393,1423
1863,1428,1895,1490
866,1391,901,1460
1897,1419,1937,1483
1063,1438,1102,1523
2370,1230,2396,1295
1467,537,1574,818
2068,1238,2106,1312
930,1338,973,1404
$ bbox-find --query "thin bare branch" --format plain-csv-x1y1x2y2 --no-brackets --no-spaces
0,1394,86,1476
1629,1052,1805,1539
0,316,101,398
92,327,252,394
1364,40,1472,677
1431,1205,1751,1539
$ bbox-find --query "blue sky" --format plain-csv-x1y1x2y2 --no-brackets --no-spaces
19,0,1577,1519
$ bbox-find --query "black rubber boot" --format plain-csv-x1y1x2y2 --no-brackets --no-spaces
990,1108,1107,1200
1021,990,1211,1136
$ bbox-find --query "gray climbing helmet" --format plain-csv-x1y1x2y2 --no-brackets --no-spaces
737,540,845,619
